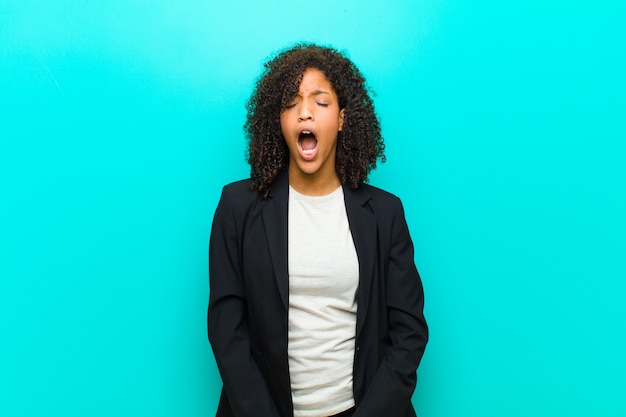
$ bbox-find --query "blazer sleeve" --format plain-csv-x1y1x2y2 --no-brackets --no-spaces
354,198,428,417
208,187,281,417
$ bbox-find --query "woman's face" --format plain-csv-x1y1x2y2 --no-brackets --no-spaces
280,68,345,192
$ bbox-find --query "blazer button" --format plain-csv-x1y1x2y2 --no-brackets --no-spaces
356,346,360,351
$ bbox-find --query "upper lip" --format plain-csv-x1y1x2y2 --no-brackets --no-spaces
298,126,316,136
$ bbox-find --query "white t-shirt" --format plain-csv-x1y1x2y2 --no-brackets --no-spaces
287,185,359,417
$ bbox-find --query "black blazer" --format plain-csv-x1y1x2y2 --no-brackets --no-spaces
208,171,428,417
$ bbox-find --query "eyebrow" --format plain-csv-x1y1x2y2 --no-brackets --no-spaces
291,89,332,100
309,89,330,96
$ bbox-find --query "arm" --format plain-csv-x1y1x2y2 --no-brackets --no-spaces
208,188,281,417
354,200,428,417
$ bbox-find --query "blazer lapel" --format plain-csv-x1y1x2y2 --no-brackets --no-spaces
262,171,290,311
343,185,377,336
261,173,377,322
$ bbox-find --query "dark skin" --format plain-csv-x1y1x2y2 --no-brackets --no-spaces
245,43,385,197
280,68,345,196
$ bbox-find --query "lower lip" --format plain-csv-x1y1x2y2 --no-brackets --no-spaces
298,145,317,161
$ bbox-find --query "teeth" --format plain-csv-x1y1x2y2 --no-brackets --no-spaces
301,130,312,135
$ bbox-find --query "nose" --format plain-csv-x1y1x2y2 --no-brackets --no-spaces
298,101,312,121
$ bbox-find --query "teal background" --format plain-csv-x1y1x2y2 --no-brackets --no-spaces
1,1,625,416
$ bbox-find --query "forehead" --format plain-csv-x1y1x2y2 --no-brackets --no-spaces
297,68,335,93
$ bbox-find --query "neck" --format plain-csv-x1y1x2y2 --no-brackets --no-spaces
288,168,341,196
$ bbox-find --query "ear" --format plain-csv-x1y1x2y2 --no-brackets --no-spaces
338,108,345,131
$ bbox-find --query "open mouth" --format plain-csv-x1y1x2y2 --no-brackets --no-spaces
297,130,318,158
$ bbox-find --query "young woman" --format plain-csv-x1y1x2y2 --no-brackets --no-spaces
208,43,428,417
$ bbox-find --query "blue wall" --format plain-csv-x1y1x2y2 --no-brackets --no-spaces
1,1,625,415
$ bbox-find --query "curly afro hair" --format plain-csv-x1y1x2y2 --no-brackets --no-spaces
245,43,385,197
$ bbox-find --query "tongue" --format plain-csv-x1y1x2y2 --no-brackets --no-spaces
300,136,317,150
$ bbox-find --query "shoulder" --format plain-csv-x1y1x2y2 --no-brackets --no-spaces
221,177,254,196
344,183,408,234
215,178,264,215
354,183,415,243
354,182,404,211
358,182,401,200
